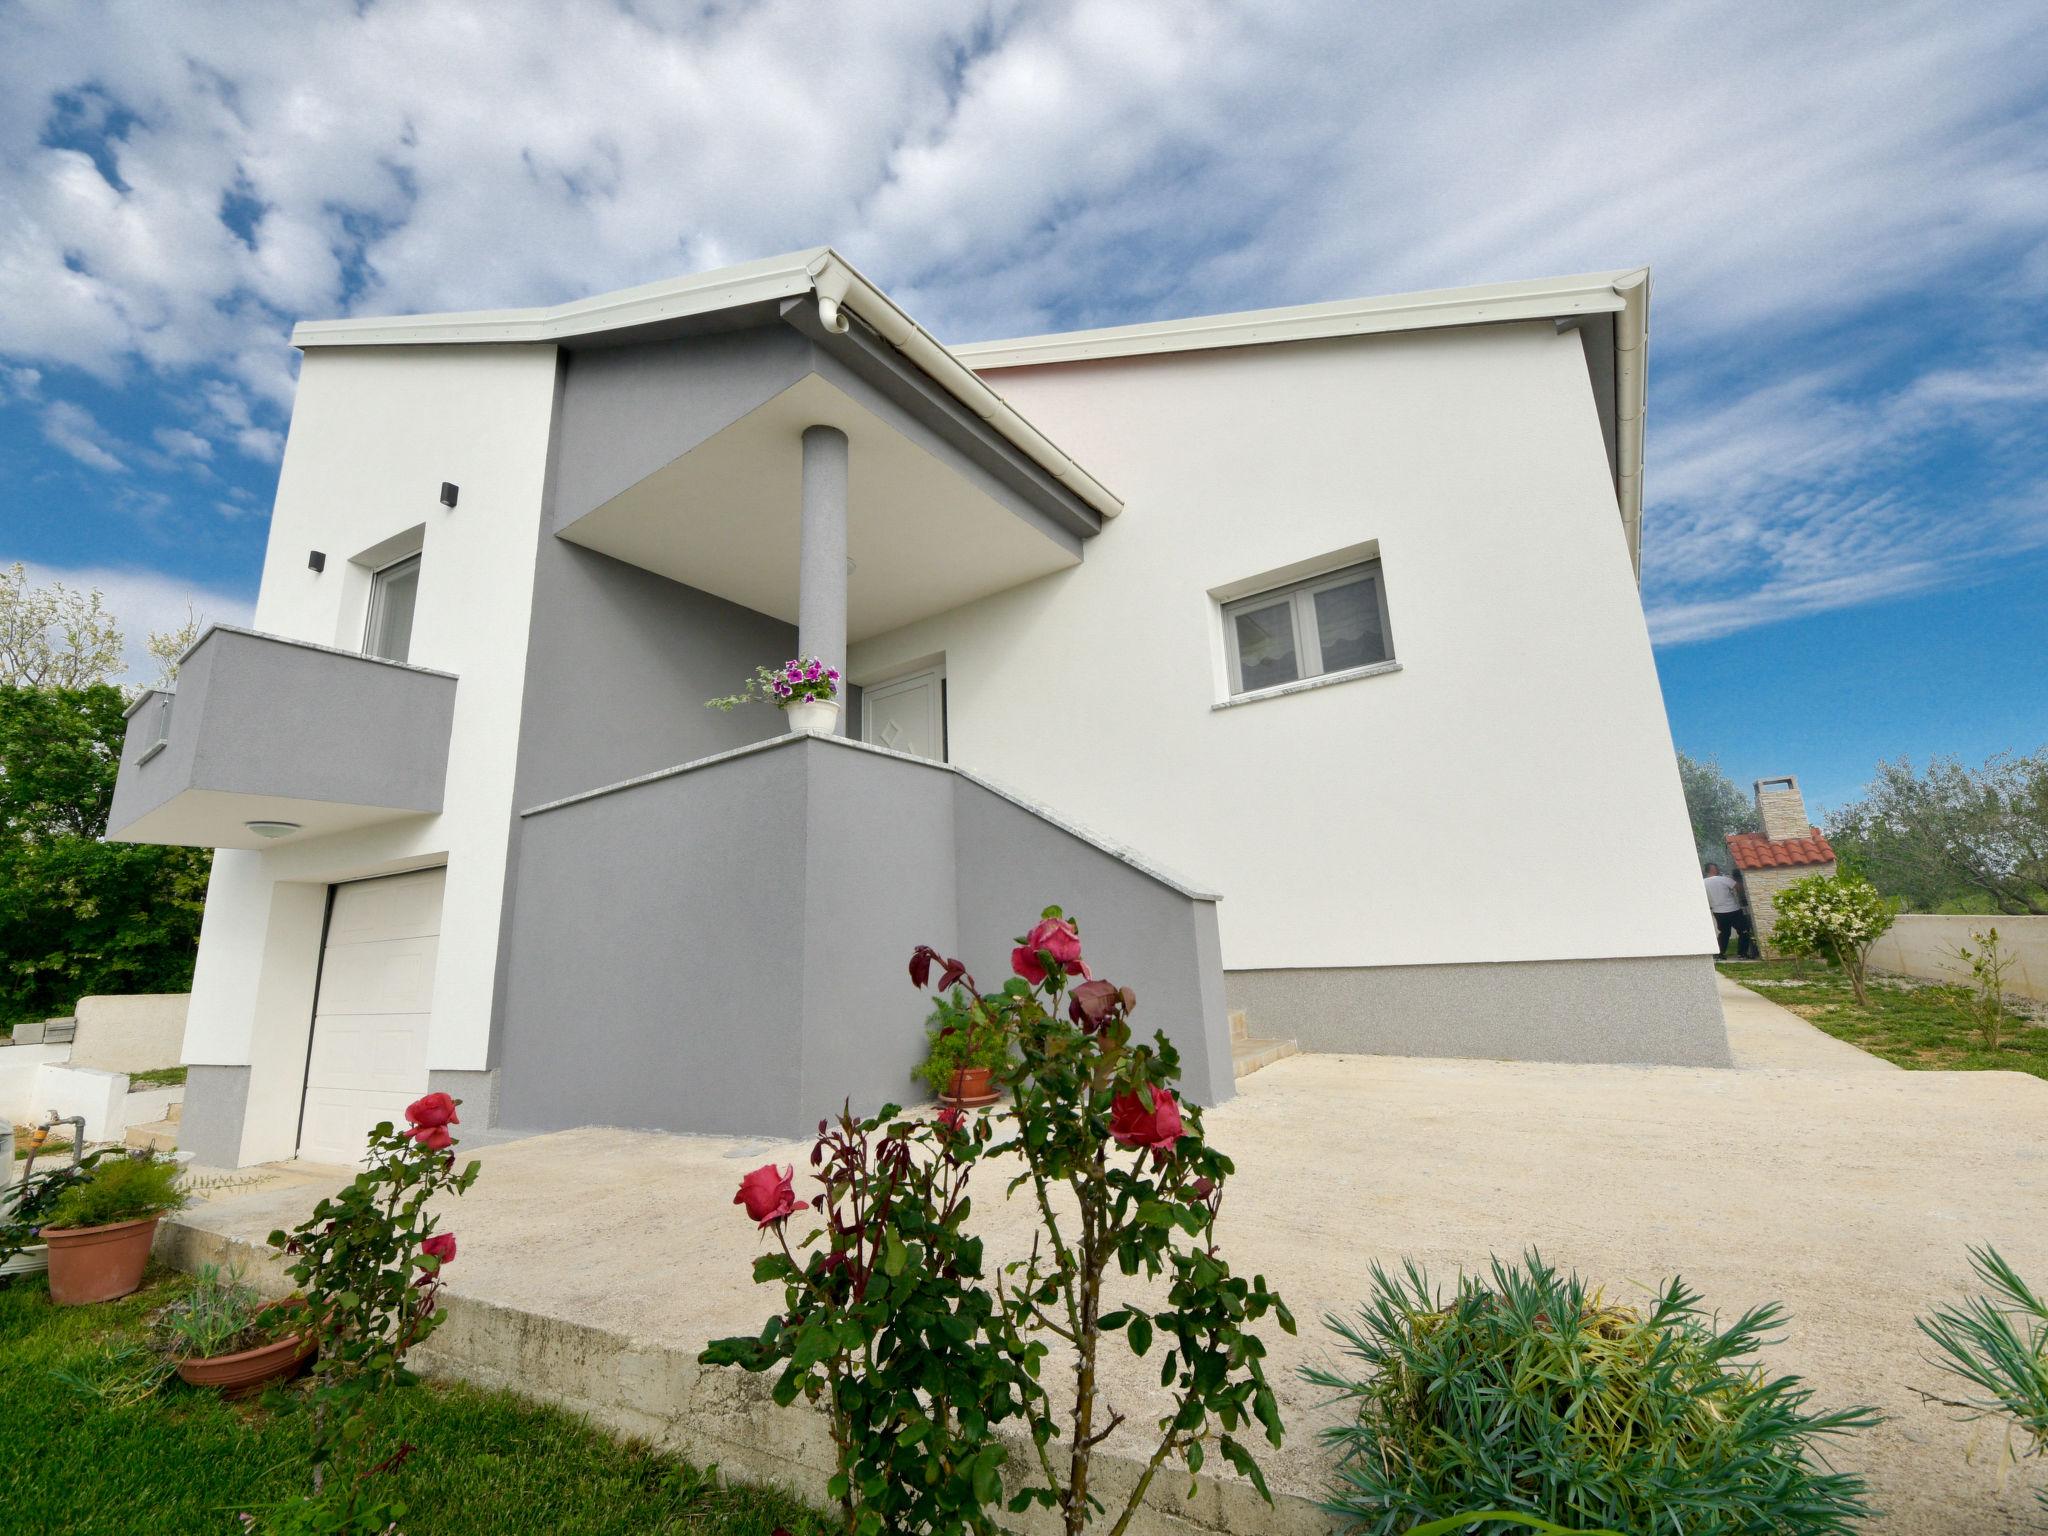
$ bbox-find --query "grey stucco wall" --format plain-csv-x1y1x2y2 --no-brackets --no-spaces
497,736,1232,1140
107,626,456,839
952,778,1236,1106
499,743,812,1137
548,324,815,530
176,1065,252,1169
550,320,1089,556
1224,954,1731,1068
512,541,797,809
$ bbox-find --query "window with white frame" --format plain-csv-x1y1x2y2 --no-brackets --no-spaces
1221,559,1393,697
363,554,421,665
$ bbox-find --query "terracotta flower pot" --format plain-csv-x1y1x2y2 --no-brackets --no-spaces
43,1215,160,1306
176,1298,318,1397
943,1066,1000,1109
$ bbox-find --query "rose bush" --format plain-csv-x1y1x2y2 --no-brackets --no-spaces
705,905,1292,1535
256,1094,479,1534
703,1103,1040,1535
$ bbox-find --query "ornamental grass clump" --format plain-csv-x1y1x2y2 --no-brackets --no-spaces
1917,1245,2048,1510
1305,1252,1877,1536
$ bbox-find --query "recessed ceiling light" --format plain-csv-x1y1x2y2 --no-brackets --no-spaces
244,820,301,840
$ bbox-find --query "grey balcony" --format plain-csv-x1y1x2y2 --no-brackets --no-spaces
107,626,457,850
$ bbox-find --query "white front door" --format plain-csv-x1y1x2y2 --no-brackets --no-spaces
862,669,946,761
297,867,444,1165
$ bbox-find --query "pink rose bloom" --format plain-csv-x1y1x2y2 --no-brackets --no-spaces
405,1092,459,1130
1012,916,1088,984
1109,1085,1184,1152
421,1231,457,1267
408,1124,454,1151
735,1164,804,1228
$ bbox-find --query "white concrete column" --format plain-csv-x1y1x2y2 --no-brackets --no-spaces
799,424,849,733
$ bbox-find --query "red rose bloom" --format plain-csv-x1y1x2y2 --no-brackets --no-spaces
1012,916,1088,984
735,1164,804,1228
406,1092,459,1130
408,1124,454,1151
936,1106,965,1133
421,1231,457,1267
1108,1085,1185,1152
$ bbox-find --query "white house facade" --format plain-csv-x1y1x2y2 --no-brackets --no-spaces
106,249,1725,1170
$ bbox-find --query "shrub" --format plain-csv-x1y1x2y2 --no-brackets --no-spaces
43,1151,187,1230
702,1102,1037,1534
1305,1252,1876,1536
704,907,1293,1536
914,985,1013,1097
0,1146,124,1264
258,1092,478,1534
1917,1246,2048,1510
1951,928,2021,1052
1768,871,1899,1006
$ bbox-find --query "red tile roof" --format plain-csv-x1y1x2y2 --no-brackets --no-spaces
1727,827,1836,870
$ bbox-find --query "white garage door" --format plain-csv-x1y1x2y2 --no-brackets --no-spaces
297,867,445,1166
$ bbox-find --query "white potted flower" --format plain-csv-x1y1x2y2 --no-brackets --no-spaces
707,656,842,734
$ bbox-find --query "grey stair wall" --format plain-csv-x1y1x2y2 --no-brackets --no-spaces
498,733,1232,1139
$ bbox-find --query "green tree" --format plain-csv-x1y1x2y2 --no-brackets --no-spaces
0,685,211,1027
0,563,125,688
1676,751,1759,870
1767,871,1899,1007
1827,752,2048,915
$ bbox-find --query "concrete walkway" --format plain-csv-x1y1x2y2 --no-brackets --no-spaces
164,984,2048,1534
1717,971,1903,1071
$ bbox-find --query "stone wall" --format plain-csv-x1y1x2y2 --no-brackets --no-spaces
1741,862,1837,958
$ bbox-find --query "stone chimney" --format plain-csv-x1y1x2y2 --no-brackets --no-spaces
1754,775,1810,841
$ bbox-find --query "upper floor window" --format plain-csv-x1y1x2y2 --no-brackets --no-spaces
1222,559,1393,698
364,554,421,664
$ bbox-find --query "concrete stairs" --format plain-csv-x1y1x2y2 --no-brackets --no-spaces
125,1100,181,1155
1228,1009,1298,1080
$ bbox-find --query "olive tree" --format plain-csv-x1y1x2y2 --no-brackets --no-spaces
1676,751,1759,870
1827,753,2048,915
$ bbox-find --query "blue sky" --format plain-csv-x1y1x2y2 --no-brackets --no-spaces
2,0,2045,815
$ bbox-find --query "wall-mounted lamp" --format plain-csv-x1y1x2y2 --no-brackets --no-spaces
244,820,301,840
307,551,326,573
439,482,459,508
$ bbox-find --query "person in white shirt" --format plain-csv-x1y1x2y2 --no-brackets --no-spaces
1703,863,1755,959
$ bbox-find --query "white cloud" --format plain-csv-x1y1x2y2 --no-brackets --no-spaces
0,0,2044,639
152,424,212,459
38,398,126,471
1642,349,2048,641
5,557,254,684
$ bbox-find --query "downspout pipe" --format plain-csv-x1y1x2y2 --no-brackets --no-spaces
1610,269,1648,580
808,252,1125,520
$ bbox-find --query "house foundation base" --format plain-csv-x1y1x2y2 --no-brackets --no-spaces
1224,954,1731,1068
177,1065,253,1169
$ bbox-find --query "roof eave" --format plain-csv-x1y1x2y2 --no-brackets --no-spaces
289,247,1125,523
956,266,1651,579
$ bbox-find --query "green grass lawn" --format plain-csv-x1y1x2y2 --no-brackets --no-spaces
1719,960,2048,1080
1,1267,822,1535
